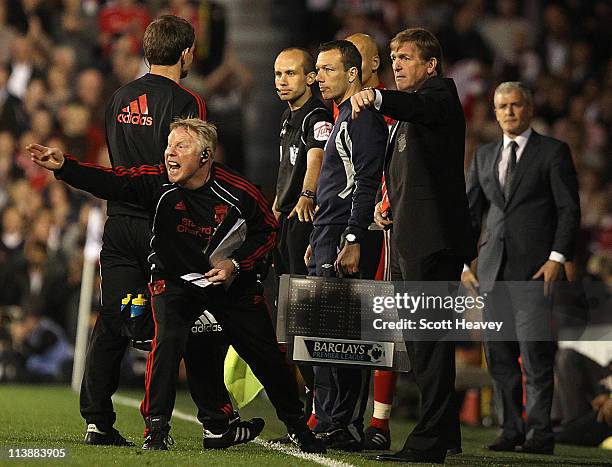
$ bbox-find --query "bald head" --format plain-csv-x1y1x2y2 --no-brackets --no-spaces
346,33,380,88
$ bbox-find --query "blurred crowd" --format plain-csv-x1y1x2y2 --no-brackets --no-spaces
0,0,610,391
0,0,253,383
297,0,611,272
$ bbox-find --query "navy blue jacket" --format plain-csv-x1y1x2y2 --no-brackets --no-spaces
314,99,387,234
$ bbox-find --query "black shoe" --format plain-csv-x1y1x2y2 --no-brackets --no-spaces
84,424,135,446
487,436,524,452
515,439,554,455
143,416,173,450
317,427,363,452
288,427,327,453
228,410,241,424
269,434,292,444
203,418,265,449
376,448,446,464
447,446,463,455
363,426,391,450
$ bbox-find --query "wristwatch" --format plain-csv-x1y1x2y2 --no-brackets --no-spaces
345,233,359,245
300,189,316,200
229,258,241,275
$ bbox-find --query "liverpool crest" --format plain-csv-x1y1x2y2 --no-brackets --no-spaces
397,133,407,152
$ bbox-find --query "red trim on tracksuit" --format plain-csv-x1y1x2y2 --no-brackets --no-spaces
65,154,166,177
141,282,160,419
215,166,278,269
215,167,277,227
177,83,206,120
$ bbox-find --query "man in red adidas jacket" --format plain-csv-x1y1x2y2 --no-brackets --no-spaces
28,118,325,453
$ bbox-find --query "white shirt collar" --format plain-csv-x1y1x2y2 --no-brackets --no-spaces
503,127,532,153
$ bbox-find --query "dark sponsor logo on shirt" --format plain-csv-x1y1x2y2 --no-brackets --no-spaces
176,217,213,239
313,121,332,142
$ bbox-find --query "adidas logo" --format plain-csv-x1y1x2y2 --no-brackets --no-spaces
233,426,251,443
370,433,388,446
174,200,186,211
116,94,153,126
191,309,222,333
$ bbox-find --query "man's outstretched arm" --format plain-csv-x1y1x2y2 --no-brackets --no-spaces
28,143,163,210
351,86,455,126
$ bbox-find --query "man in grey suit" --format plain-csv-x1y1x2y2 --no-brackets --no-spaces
463,81,580,455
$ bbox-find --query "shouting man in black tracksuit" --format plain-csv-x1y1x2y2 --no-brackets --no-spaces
28,118,325,453
80,15,245,448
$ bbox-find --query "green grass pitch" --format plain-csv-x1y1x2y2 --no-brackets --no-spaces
0,384,610,466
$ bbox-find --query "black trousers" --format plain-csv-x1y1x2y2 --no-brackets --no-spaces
391,247,463,452
307,225,379,437
141,276,305,429
79,216,230,431
273,215,315,414
185,316,234,430
273,214,312,277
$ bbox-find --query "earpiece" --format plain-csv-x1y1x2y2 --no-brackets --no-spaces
200,148,211,164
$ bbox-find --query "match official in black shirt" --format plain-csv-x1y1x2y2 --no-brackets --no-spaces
273,47,333,276
273,48,333,430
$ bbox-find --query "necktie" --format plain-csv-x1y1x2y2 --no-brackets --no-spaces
503,141,518,201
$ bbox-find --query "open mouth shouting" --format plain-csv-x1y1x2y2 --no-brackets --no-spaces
167,160,181,177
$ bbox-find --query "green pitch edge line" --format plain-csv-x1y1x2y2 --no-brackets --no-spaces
112,394,355,467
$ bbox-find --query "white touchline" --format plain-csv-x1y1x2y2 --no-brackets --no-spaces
112,394,355,467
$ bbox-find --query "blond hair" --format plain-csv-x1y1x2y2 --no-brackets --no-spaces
170,118,217,152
